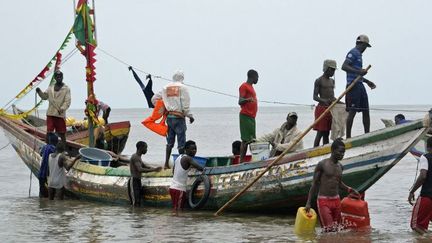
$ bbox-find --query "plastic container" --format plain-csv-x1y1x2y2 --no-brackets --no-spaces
341,195,370,229
79,147,112,166
249,142,271,161
172,154,208,167
294,207,317,235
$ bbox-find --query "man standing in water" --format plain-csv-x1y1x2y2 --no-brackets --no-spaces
409,137,432,234
313,60,337,147
238,69,259,162
169,140,204,215
342,35,376,138
305,138,359,231
36,70,71,144
129,141,162,207
153,70,194,169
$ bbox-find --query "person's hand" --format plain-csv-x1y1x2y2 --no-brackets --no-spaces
248,97,255,102
408,192,415,206
189,117,195,124
128,66,132,71
359,69,368,76
146,74,152,80
305,203,311,213
58,108,65,114
36,87,41,92
367,81,376,90
352,189,361,198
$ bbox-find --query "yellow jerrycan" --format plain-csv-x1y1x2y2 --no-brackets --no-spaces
294,207,317,235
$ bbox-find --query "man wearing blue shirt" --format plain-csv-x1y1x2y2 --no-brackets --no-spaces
342,35,376,138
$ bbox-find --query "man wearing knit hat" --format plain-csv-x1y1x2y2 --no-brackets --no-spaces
153,70,194,169
313,60,337,147
342,34,376,138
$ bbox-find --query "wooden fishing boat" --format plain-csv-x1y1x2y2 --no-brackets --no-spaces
11,105,130,154
1,112,429,212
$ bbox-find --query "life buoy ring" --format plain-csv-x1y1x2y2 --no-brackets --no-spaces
188,174,211,209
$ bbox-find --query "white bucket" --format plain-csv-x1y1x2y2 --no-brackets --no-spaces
250,142,271,161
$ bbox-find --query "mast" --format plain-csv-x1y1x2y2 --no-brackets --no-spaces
73,0,98,147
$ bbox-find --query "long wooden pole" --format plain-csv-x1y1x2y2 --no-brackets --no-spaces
214,65,372,216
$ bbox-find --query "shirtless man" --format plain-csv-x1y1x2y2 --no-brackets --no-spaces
313,60,337,147
129,141,162,207
305,138,359,231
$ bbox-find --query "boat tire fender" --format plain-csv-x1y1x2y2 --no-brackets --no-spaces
188,174,211,209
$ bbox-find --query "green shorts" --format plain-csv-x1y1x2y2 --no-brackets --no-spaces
240,113,256,142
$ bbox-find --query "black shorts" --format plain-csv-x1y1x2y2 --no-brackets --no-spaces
128,178,142,206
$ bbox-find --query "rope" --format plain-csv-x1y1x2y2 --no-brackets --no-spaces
98,47,428,113
0,142,10,151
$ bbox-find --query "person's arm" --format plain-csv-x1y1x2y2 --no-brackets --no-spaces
257,129,277,147
59,154,79,171
181,86,194,123
409,169,428,205
139,160,162,173
305,162,323,212
313,79,328,104
35,87,49,100
59,87,71,113
184,156,204,171
341,59,368,76
238,84,253,105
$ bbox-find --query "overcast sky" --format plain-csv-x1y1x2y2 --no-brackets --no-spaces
0,0,430,109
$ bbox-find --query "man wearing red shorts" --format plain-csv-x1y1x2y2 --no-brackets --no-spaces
409,137,432,234
169,140,204,215
305,138,360,232
313,60,337,147
36,70,71,144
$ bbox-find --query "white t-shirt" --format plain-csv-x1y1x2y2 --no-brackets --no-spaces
419,155,429,172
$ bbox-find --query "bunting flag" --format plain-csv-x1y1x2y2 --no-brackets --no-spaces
0,101,43,120
73,0,97,84
14,32,72,100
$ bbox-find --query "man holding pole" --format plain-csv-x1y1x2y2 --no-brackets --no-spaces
342,35,376,138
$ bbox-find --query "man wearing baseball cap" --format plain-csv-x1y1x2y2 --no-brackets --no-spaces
342,34,376,138
256,112,303,157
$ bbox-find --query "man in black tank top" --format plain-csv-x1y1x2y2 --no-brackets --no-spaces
409,137,432,234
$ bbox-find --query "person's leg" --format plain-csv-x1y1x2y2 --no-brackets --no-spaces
411,196,432,234
362,110,370,134
317,197,334,232
175,118,187,154
103,107,111,124
58,187,65,200
346,111,356,139
136,178,142,207
165,118,176,169
314,132,323,147
127,178,134,205
48,187,55,200
39,177,49,198
322,131,330,145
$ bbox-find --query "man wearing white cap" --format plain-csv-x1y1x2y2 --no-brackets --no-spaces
342,34,376,138
153,70,194,169
256,112,303,157
313,60,337,147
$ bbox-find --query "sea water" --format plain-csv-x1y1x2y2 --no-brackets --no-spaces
0,105,430,242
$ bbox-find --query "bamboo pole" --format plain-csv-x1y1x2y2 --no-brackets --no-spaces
214,65,372,216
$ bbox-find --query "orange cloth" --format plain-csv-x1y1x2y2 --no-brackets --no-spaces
142,99,168,136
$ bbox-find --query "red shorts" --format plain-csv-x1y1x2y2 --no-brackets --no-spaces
169,188,186,211
46,116,66,133
411,196,432,231
317,195,342,231
313,104,332,132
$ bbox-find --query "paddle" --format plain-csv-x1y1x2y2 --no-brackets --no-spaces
214,65,372,216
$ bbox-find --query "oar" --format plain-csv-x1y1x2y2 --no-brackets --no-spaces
214,65,372,216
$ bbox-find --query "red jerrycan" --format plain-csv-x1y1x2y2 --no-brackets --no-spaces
341,193,370,229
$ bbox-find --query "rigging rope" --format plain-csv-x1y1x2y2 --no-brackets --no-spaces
98,48,429,113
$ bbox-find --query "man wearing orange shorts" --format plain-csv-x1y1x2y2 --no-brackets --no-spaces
36,70,71,144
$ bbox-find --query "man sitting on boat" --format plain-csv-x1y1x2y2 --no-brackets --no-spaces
129,141,162,207
36,70,71,145
305,138,360,232
256,112,303,157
